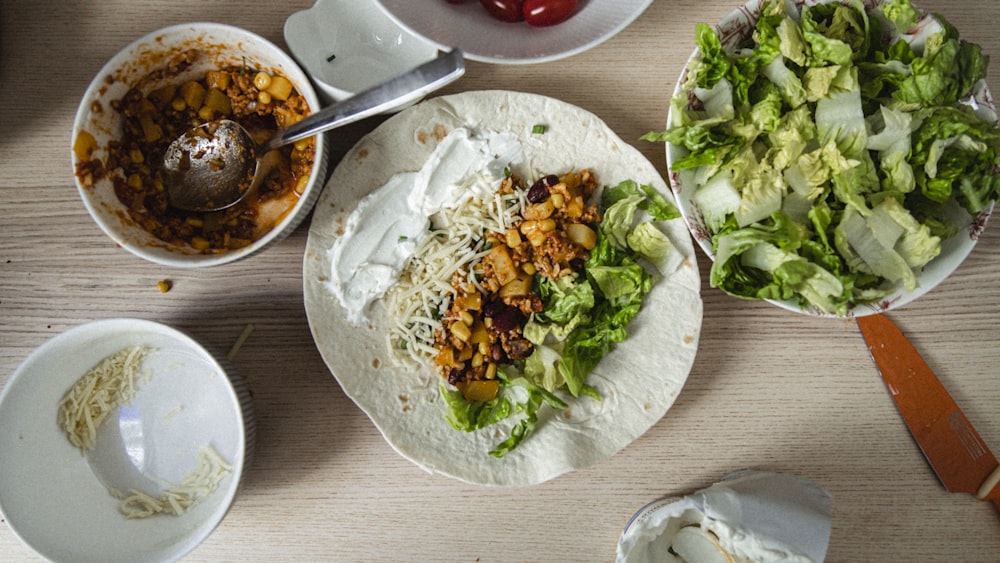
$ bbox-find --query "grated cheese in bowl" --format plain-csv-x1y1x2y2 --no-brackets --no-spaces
56,344,233,518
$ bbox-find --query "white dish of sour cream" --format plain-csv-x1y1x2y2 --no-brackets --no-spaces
617,470,832,563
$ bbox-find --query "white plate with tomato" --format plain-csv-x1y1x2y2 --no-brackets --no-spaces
372,0,653,64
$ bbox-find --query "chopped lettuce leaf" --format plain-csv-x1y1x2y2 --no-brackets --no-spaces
446,177,681,456
644,0,998,314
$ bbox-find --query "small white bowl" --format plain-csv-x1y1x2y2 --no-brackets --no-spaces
71,23,329,268
0,318,253,563
284,0,440,105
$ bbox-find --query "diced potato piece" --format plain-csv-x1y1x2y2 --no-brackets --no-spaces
190,236,210,250
181,80,207,109
138,115,163,143
451,320,471,342
566,223,597,250
273,106,302,129
138,98,157,116
500,271,532,298
457,345,473,362
434,346,458,367
455,291,482,312
488,245,518,286
266,75,294,101
203,89,232,115
470,320,489,344
147,84,177,108
205,70,230,91
456,379,499,402
72,130,98,160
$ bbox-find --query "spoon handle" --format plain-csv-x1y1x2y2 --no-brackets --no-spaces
261,49,466,153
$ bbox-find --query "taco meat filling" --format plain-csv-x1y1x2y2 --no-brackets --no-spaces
433,169,600,403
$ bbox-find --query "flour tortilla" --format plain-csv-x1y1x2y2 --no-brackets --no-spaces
303,90,702,486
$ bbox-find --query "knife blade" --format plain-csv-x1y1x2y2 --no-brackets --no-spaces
857,313,1000,512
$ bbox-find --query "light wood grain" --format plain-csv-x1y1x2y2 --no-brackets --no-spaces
2,1,1000,561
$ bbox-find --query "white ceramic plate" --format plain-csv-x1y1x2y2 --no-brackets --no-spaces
664,0,997,317
284,0,440,104
372,0,653,64
0,319,253,563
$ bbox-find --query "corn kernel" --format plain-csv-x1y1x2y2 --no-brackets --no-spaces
550,192,565,208
171,98,187,112
156,279,172,293
523,199,555,220
522,262,536,275
253,71,272,90
129,149,144,164
505,229,522,248
294,175,309,195
528,232,547,247
190,236,210,250
197,106,214,121
471,352,484,368
127,174,143,189
459,310,475,327
258,90,272,105
185,217,204,228
538,218,556,232
485,362,497,380
293,138,311,152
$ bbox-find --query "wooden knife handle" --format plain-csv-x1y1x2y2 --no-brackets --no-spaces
977,465,1000,513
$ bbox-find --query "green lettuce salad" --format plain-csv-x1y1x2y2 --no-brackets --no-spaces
643,0,1000,315
442,179,681,457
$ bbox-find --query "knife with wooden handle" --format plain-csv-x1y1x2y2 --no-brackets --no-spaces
857,313,1000,512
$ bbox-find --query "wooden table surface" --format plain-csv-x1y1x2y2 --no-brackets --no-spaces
2,1,999,561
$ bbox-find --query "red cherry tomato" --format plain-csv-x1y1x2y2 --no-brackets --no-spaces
522,0,578,27
480,0,525,23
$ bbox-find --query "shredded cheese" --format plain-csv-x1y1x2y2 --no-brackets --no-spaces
117,444,233,519
227,323,256,360
57,346,234,519
386,179,527,369
57,346,153,452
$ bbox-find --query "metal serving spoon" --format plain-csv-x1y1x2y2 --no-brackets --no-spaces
163,49,465,212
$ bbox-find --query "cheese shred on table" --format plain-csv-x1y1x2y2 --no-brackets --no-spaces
387,183,526,369
57,345,152,452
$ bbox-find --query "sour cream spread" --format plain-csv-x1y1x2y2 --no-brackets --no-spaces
326,127,522,324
